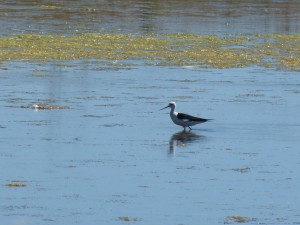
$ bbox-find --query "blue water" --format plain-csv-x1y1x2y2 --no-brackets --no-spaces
1,0,300,224
1,63,300,225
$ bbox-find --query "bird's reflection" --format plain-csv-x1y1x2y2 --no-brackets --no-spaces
169,130,203,155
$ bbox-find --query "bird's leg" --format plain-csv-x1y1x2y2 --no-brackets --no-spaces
188,126,192,131
183,126,186,131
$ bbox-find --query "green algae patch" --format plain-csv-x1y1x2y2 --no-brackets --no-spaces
0,33,299,70
250,33,300,71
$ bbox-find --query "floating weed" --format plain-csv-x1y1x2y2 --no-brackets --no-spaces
6,183,27,187
232,167,251,173
99,96,114,99
168,79,202,83
0,33,299,70
81,114,108,118
119,216,140,222
95,104,121,107
103,123,125,127
21,104,71,110
225,216,253,224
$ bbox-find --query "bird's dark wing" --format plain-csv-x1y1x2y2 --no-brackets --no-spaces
177,113,210,122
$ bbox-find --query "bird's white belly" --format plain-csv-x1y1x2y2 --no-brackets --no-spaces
171,113,199,127
171,116,185,126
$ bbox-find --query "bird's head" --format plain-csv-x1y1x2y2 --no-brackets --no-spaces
160,101,176,110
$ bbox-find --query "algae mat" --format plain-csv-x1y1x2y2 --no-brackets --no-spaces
1,33,299,71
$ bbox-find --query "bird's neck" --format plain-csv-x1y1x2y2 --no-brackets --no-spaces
169,107,175,115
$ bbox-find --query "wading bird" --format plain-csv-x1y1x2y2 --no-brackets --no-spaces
161,101,211,131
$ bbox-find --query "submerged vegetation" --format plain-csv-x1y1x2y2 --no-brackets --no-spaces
0,33,299,71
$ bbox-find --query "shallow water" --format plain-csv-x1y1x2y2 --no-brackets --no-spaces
1,1,300,225
1,64,300,225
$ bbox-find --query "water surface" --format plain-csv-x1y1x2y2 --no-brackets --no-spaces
1,1,300,225
0,0,299,35
1,64,300,225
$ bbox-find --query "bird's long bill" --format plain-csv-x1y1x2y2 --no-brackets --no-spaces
160,105,169,110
